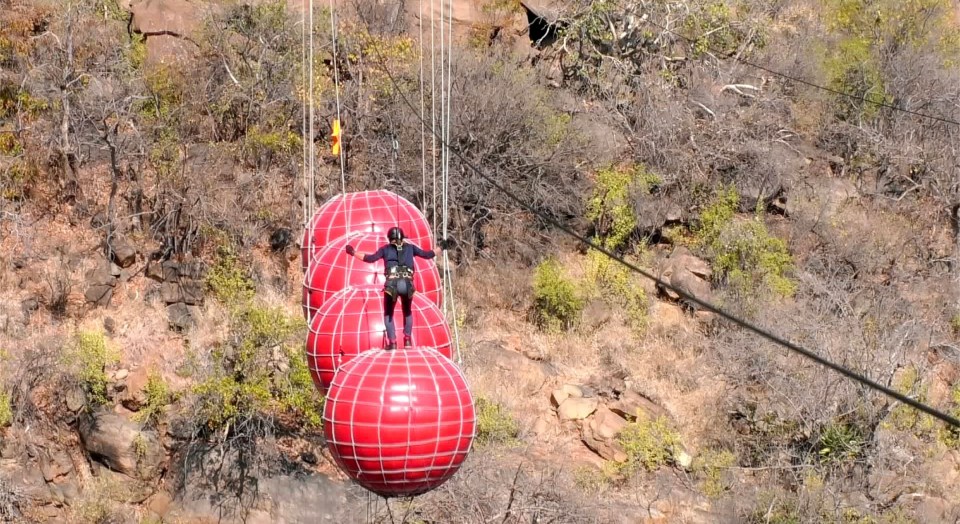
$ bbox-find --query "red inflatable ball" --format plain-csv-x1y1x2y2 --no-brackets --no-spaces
306,286,453,393
322,347,476,497
302,231,443,320
301,190,434,272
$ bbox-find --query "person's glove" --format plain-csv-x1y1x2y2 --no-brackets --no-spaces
345,245,355,256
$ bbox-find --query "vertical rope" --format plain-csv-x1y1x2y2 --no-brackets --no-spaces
419,0,427,214
430,0,437,235
329,0,346,195
301,0,308,234
308,0,316,220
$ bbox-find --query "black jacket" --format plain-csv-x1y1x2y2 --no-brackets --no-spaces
362,242,435,275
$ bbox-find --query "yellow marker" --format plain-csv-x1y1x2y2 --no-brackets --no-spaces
331,119,341,156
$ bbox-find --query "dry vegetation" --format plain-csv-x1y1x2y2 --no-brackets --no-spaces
1,0,960,522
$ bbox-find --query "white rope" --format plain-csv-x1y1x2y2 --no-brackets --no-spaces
301,0,308,234
308,0,316,221
419,0,427,215
430,0,437,235
329,0,346,195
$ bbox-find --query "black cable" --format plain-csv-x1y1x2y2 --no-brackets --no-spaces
362,29,960,429
640,18,960,127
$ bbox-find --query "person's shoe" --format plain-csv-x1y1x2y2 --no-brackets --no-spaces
403,336,412,348
386,340,397,350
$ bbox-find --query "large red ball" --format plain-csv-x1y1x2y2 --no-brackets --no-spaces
322,347,476,497
302,190,433,272
302,231,442,320
306,286,453,393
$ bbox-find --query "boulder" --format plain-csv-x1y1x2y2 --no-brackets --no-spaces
557,397,598,421
609,390,670,422
166,303,196,331
581,405,631,462
109,237,137,268
551,384,584,407
77,411,165,480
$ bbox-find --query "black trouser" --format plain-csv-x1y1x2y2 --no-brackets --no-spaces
383,289,413,342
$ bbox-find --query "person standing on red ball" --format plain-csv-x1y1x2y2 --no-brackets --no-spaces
346,227,449,350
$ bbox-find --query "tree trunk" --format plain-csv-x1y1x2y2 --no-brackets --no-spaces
58,16,82,204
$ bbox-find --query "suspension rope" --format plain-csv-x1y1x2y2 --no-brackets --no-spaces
328,0,346,195
301,0,309,233
418,0,427,214
430,0,438,235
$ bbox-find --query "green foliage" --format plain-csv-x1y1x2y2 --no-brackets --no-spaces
0,391,11,428
936,383,960,448
817,421,864,464
532,256,584,332
684,2,766,58
697,186,796,300
586,249,649,333
242,124,302,169
693,448,736,498
132,370,171,428
0,132,22,157
64,330,120,407
694,184,739,249
615,412,682,474
822,0,957,120
125,32,147,70
586,164,659,251
206,244,256,306
95,0,129,22
0,84,49,120
884,365,935,434
474,396,520,446
192,304,322,431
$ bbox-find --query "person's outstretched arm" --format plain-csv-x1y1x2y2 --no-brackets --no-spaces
346,245,385,263
411,243,440,259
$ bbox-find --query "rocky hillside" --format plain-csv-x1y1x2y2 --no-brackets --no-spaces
2,0,960,522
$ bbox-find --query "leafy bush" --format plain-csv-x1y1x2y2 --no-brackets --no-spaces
693,448,736,499
206,244,256,306
586,163,659,251
696,187,796,301
817,421,864,464
532,256,584,332
64,330,120,407
474,396,520,446
821,0,958,120
883,365,935,435
615,412,682,474
0,391,11,428
192,304,322,431
132,370,171,428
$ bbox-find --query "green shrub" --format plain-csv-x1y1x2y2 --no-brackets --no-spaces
0,391,11,428
615,412,682,474
192,304,322,431
132,370,171,427
696,186,796,300
884,365,935,434
532,256,584,332
474,396,520,446
817,421,864,464
64,330,120,407
821,0,957,120
586,164,659,251
936,383,960,448
693,448,736,499
206,244,256,306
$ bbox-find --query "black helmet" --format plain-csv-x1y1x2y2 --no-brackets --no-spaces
387,227,404,243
